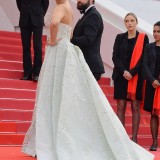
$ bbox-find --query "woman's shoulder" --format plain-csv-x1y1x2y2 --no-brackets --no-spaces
145,42,155,49
115,32,127,41
55,3,66,10
116,32,126,37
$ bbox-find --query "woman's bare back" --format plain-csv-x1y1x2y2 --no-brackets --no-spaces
52,0,73,27
60,2,73,26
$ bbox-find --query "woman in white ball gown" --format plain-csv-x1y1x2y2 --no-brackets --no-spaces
22,0,154,159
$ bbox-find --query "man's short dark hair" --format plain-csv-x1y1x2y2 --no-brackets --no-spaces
154,21,160,27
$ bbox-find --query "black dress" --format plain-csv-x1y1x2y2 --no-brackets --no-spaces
144,46,160,112
114,38,143,100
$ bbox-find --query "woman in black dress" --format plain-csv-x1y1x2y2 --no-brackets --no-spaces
143,21,160,151
112,13,149,143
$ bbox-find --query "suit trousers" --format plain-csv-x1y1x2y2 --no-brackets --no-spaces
93,73,101,81
20,23,43,76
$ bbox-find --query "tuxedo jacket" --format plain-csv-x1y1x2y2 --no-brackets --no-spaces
71,6,105,74
16,0,49,27
143,42,158,84
112,31,149,80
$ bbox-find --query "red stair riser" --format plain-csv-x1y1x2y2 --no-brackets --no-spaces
0,99,34,110
0,79,37,90
0,122,17,132
0,61,23,70
16,122,30,133
0,37,22,46
0,44,22,54
0,70,23,79
0,110,33,121
0,52,22,61
98,78,110,85
0,31,21,39
0,89,35,99
0,122,30,133
125,125,160,135
0,134,24,145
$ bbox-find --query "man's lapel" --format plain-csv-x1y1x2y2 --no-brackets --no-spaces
73,14,86,35
73,6,95,35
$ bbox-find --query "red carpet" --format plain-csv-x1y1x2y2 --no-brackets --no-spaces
0,30,160,158
0,147,159,160
0,147,36,160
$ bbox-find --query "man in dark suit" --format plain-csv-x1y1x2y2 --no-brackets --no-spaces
16,0,49,81
71,0,105,81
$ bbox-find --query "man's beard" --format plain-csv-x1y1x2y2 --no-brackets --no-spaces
77,1,90,13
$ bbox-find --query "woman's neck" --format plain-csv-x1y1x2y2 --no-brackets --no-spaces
56,0,66,5
156,40,160,46
128,30,136,39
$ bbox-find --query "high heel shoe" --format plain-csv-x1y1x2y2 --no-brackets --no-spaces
149,144,158,151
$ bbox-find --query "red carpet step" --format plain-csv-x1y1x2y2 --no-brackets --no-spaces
0,60,23,70
0,79,36,90
0,52,22,61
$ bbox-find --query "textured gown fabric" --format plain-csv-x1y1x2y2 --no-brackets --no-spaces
22,23,154,160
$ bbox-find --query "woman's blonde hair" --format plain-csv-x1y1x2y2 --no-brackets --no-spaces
124,13,138,23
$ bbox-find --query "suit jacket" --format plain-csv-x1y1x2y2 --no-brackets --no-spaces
71,6,105,74
16,0,49,27
143,42,157,84
112,31,149,80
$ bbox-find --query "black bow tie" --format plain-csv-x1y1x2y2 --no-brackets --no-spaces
80,9,85,14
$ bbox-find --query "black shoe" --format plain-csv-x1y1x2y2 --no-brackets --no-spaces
20,75,32,81
149,144,158,151
32,76,39,82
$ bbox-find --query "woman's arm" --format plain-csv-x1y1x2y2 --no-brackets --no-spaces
47,5,64,45
112,34,126,73
143,44,156,84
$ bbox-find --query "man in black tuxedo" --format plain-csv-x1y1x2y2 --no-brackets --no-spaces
71,0,105,81
16,0,49,81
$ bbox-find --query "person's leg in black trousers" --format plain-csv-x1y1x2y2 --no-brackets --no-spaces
20,26,32,80
93,73,101,81
32,26,43,81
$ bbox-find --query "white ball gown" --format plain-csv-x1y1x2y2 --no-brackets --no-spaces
22,23,154,160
